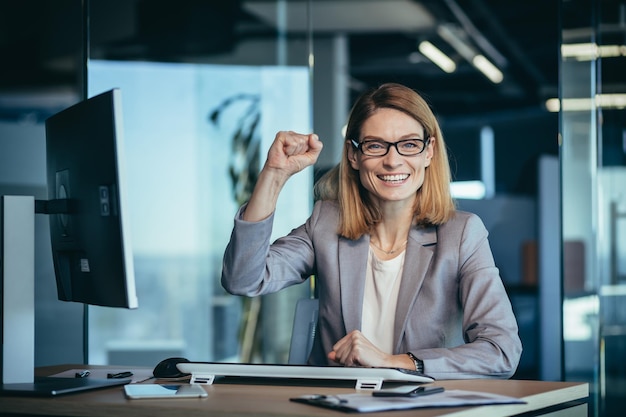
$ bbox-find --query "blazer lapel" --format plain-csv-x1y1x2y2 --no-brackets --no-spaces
393,225,437,351
337,225,438,348
338,234,369,333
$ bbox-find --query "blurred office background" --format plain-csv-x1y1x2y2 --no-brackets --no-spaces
1,1,624,416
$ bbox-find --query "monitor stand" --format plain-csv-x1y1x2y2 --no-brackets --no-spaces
1,195,35,385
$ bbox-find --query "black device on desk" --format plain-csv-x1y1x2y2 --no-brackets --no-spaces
153,357,190,379
372,385,444,397
0,377,131,397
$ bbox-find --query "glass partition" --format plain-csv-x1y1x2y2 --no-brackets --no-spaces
86,1,314,365
561,1,626,416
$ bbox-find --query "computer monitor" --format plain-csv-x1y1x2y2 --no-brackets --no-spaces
43,88,138,309
1,88,137,392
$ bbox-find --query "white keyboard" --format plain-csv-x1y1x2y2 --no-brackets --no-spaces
176,362,434,391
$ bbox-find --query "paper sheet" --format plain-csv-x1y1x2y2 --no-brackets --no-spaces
291,389,526,413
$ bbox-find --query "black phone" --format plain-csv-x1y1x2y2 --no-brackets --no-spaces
372,385,444,397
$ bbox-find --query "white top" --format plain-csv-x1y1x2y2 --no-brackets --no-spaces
361,247,405,354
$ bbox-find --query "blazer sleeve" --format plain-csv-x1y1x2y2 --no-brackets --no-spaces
221,203,318,296
410,212,523,380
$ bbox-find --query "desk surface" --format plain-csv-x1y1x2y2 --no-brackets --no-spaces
0,365,588,417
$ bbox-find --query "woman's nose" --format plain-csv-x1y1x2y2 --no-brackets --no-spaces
382,144,403,166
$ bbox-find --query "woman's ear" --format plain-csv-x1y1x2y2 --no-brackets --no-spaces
424,137,435,167
347,140,359,170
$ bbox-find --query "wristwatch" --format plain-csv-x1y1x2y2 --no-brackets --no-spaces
406,351,424,373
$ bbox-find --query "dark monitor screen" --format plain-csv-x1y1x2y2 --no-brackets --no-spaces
44,88,138,309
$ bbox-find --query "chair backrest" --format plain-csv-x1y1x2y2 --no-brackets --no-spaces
287,298,319,364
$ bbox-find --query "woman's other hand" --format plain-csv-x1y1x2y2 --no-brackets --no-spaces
328,330,392,367
328,330,417,370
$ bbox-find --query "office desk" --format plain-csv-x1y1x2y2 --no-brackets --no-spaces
0,365,588,417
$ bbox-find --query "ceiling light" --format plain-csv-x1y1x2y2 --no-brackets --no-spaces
437,24,475,62
597,94,626,109
437,24,503,84
472,55,503,84
545,94,626,112
418,41,456,73
561,42,626,61
545,98,560,112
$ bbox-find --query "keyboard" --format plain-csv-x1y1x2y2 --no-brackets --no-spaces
177,362,434,391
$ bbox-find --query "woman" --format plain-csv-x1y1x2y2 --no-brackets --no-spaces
222,83,522,380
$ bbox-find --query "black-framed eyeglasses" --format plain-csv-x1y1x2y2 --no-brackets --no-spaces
350,138,431,157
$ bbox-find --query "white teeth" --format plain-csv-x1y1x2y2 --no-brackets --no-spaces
380,174,408,182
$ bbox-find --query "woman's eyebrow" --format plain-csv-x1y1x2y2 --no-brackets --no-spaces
361,133,425,141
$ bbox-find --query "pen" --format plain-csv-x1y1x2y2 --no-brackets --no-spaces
107,371,134,379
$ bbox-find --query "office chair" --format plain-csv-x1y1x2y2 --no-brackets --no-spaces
287,298,319,364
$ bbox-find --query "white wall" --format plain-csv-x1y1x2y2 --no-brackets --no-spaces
0,120,84,366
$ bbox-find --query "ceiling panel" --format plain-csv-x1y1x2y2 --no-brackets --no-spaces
243,0,436,32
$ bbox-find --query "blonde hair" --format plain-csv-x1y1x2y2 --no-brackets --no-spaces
314,83,456,239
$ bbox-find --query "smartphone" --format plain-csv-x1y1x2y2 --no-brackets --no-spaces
124,384,208,399
372,385,444,397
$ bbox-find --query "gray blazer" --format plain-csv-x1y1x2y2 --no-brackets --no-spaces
222,200,522,380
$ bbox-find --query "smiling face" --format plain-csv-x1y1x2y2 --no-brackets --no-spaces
347,107,434,208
